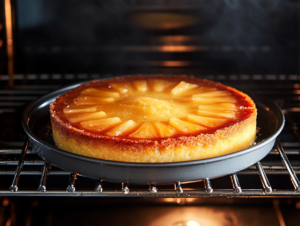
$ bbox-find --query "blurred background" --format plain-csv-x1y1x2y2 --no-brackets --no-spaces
1,0,300,76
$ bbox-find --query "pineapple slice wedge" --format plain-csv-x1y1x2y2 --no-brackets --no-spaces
148,79,176,92
109,82,132,93
63,105,97,114
106,120,139,137
75,96,114,105
171,81,198,95
81,88,120,98
169,118,206,134
187,115,228,127
197,110,235,119
192,96,237,104
67,111,107,123
153,122,178,138
80,117,122,133
198,103,236,112
192,91,231,98
129,122,158,139
132,80,148,92
181,87,217,96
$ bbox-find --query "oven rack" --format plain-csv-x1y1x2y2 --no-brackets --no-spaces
0,74,300,197
0,136,298,198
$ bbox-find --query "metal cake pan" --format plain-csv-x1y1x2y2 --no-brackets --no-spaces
22,77,285,184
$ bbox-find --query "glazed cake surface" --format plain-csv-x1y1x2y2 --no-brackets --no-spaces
50,75,257,163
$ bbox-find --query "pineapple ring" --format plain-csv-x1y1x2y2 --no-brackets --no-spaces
50,75,257,162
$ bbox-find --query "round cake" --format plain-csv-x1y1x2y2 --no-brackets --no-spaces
50,75,257,163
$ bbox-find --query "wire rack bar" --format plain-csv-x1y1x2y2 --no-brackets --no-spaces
0,190,299,198
66,173,77,193
1,167,300,176
149,183,158,194
37,162,51,192
256,162,273,193
276,138,300,191
95,180,103,192
9,138,29,192
176,182,183,194
204,179,213,193
230,174,242,193
122,182,130,194
2,136,299,197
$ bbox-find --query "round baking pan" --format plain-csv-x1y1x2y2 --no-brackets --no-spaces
22,77,285,184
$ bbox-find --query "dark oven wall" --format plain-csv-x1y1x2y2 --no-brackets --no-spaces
11,0,300,75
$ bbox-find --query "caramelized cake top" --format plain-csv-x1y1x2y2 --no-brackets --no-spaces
50,75,256,140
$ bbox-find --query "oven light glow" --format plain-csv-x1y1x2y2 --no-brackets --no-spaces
186,221,200,226
169,221,200,226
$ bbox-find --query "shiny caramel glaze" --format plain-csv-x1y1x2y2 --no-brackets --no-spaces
51,75,255,139
50,75,257,162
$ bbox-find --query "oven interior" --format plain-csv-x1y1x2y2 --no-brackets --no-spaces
1,0,300,225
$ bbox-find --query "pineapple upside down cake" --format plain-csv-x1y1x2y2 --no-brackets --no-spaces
50,75,257,163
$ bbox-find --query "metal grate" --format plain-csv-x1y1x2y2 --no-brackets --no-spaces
0,74,300,197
